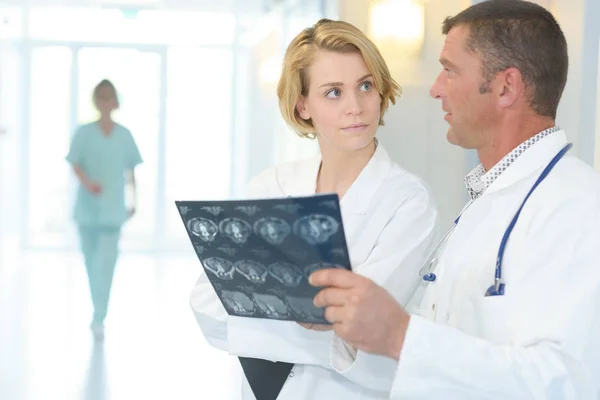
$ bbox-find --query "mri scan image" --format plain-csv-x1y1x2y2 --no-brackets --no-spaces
253,293,289,318
187,217,219,243
235,205,260,217
254,217,291,245
219,218,252,244
234,260,268,284
178,205,190,216
293,214,339,245
268,261,303,287
304,262,345,279
201,206,224,216
177,194,351,323
194,245,206,255
287,296,325,322
203,257,235,280
217,245,237,257
273,204,303,214
222,290,255,316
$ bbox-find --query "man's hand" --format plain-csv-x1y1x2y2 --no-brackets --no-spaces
297,322,332,331
309,268,410,360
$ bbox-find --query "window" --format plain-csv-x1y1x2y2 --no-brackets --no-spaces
28,7,235,46
27,46,72,247
0,6,22,39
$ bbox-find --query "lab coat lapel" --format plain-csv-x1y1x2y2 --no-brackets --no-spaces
446,130,570,287
340,144,393,215
281,155,321,197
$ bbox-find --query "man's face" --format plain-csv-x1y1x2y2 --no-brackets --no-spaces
430,25,497,149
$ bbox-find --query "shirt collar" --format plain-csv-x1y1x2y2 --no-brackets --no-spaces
464,126,561,200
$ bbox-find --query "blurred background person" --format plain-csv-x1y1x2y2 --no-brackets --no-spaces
66,79,142,339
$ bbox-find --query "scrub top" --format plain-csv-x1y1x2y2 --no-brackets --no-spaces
66,122,143,227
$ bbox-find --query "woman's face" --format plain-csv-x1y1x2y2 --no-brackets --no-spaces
297,50,381,152
94,86,118,115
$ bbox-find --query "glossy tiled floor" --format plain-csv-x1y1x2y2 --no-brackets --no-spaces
0,238,243,400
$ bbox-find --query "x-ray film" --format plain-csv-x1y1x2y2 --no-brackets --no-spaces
175,194,351,324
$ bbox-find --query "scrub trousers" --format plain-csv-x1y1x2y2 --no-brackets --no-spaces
77,225,121,324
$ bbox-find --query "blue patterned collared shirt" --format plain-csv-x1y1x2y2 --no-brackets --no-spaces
464,126,560,200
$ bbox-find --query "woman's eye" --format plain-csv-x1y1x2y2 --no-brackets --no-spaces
326,88,341,99
360,81,372,91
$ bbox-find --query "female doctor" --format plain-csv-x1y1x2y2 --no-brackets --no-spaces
66,79,143,340
190,19,439,399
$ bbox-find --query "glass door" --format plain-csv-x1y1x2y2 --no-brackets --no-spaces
26,46,73,248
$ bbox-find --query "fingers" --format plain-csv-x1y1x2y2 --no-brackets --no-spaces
314,287,348,308
323,305,345,324
309,268,359,289
309,324,333,331
297,322,332,331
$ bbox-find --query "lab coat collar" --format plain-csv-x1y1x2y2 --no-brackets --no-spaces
340,142,394,215
484,129,569,196
282,154,321,197
282,141,393,215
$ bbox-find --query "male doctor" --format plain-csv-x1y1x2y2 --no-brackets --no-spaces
310,1,600,398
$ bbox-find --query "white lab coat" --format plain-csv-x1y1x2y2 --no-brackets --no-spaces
331,130,600,399
190,144,439,399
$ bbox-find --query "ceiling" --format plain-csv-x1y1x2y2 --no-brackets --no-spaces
1,0,286,14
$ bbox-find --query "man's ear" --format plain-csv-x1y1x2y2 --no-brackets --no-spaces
497,67,523,109
296,96,310,120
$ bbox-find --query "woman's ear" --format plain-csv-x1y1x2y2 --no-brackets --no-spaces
296,96,310,120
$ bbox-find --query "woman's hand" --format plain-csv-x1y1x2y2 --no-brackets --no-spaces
85,180,103,195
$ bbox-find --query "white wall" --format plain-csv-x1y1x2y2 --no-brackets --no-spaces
339,0,470,229
0,41,21,238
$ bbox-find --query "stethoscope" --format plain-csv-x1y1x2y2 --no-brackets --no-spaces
419,143,573,297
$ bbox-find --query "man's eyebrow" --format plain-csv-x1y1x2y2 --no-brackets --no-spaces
439,58,458,69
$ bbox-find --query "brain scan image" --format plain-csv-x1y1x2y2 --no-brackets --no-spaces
268,261,303,287
287,296,325,321
234,260,268,284
187,217,218,243
304,262,345,279
203,257,235,280
254,217,291,245
222,290,255,316
293,214,339,245
253,293,289,319
219,218,252,245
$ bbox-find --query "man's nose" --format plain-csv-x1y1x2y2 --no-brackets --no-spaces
430,73,445,99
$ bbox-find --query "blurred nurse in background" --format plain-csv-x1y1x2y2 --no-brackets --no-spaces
66,79,143,340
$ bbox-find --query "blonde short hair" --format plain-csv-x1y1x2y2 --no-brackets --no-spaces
277,18,402,139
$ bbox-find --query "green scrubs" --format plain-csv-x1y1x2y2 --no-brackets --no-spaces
66,121,142,324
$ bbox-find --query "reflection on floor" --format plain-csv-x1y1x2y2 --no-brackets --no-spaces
0,239,243,400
